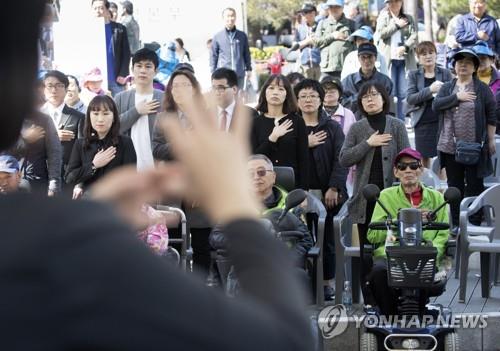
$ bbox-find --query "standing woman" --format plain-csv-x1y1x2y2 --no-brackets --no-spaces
174,38,191,63
433,49,497,228
151,69,214,278
294,78,348,300
65,95,136,199
339,82,409,303
374,0,417,121
407,41,453,168
152,69,205,161
251,74,309,189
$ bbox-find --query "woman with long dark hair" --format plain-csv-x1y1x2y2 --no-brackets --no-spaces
151,69,213,277
152,69,204,161
251,74,309,189
65,95,136,199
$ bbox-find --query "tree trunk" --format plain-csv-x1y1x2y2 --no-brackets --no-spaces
404,0,418,33
423,0,433,41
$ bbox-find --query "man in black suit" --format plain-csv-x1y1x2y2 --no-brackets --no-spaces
40,70,84,180
212,67,256,132
92,0,131,96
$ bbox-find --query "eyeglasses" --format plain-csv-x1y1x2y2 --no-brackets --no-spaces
396,161,421,171
361,92,381,101
211,85,231,93
45,83,66,90
172,82,192,89
248,168,273,177
298,94,320,101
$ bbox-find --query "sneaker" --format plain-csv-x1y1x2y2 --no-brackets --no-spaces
324,286,335,301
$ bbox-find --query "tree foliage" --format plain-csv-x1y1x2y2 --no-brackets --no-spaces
437,0,500,21
247,0,303,30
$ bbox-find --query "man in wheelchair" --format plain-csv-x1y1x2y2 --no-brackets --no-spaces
209,154,313,283
366,148,449,316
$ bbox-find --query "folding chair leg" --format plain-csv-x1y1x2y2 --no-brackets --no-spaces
494,253,500,285
454,235,461,279
352,257,361,304
480,252,491,298
335,254,345,305
458,249,470,303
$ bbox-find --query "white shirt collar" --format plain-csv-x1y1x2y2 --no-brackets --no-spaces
217,100,236,131
43,102,65,116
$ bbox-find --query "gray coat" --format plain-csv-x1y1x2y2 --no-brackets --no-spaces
374,9,418,71
339,116,410,223
406,66,453,128
114,88,164,143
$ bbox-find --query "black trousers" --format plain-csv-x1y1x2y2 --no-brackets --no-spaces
369,259,399,316
357,200,376,306
323,203,343,280
441,152,484,226
191,227,212,277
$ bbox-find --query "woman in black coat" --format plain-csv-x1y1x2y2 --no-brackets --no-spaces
251,74,309,189
65,95,136,199
406,41,453,168
433,49,497,227
294,78,348,300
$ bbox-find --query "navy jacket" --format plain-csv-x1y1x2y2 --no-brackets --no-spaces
110,21,131,81
455,13,500,56
211,28,252,78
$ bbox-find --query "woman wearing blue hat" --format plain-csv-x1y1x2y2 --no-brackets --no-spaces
433,48,497,228
473,41,500,96
340,25,389,80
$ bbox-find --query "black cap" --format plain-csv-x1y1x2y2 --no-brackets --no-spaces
320,76,343,95
301,3,317,13
357,43,377,57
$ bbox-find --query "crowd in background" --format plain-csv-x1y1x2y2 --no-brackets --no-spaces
3,0,500,302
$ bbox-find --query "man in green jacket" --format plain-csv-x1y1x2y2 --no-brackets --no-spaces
366,147,449,315
313,0,355,78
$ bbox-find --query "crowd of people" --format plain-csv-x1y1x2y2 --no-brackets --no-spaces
2,0,500,322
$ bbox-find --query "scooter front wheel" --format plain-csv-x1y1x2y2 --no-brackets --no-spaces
360,332,377,351
444,332,460,351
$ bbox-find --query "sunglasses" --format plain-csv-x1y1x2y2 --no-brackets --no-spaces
396,161,421,171
248,169,273,177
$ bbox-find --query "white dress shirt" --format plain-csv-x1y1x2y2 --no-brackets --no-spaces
41,102,65,128
217,100,236,132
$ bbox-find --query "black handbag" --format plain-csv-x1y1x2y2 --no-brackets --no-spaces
451,114,484,166
455,140,483,166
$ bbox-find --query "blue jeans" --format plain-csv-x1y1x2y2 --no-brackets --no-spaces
108,80,124,97
391,59,407,121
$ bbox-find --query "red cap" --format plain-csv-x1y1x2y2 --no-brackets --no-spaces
394,147,422,165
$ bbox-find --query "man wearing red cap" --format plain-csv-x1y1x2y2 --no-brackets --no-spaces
365,147,449,315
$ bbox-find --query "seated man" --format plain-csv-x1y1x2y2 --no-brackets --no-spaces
0,155,22,194
210,154,313,269
366,148,449,316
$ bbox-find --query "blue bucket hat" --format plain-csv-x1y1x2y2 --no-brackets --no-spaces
472,40,495,57
349,26,374,41
326,0,344,7
0,155,20,173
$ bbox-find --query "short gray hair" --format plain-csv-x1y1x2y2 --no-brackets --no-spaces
248,154,274,170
